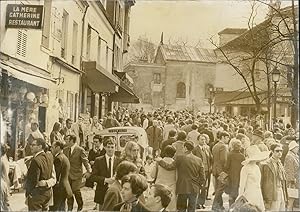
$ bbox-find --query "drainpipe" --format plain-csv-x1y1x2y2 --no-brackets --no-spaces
79,3,89,115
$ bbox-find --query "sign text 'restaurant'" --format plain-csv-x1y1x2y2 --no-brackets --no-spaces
5,4,43,29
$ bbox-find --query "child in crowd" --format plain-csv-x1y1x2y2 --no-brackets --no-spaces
144,155,155,183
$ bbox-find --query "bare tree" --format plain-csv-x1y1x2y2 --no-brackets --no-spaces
257,0,298,128
125,35,156,64
210,0,297,126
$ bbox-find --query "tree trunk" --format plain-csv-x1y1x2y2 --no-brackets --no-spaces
291,0,299,128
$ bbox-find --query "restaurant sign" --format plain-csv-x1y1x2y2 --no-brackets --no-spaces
6,4,43,29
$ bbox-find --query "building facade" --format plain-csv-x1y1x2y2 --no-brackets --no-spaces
125,42,217,111
213,5,296,126
0,0,137,159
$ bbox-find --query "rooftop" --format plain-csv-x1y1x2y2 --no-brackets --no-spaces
218,28,248,35
160,44,217,63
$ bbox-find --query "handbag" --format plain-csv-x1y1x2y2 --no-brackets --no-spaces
217,171,228,184
230,195,248,210
287,188,299,199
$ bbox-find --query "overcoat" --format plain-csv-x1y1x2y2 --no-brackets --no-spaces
261,158,288,203
146,126,163,150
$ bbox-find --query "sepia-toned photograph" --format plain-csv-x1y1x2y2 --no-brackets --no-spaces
0,0,299,211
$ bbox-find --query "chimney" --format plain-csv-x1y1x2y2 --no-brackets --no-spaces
160,32,164,45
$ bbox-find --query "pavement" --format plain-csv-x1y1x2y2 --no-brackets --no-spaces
10,180,299,212
9,180,228,212
10,186,300,212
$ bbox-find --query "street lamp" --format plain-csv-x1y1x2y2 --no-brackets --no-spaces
208,87,214,113
272,67,280,126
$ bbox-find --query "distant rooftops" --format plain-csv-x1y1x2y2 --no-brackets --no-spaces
218,28,248,35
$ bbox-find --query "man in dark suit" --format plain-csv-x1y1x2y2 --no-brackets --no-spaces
50,141,73,211
88,135,106,166
102,161,138,211
60,119,74,138
192,134,212,209
63,135,92,211
89,137,121,209
211,131,230,211
158,140,205,212
161,129,177,157
145,184,172,212
146,120,163,157
24,138,54,211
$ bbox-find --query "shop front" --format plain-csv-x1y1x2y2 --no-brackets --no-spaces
0,59,55,160
82,61,120,118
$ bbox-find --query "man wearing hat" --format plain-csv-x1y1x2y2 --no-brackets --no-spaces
284,140,299,210
157,140,205,212
261,143,288,211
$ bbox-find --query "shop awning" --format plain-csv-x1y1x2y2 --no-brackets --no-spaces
111,81,140,103
83,61,120,93
214,91,267,105
0,61,56,89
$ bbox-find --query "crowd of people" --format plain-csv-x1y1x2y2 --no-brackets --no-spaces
1,106,299,212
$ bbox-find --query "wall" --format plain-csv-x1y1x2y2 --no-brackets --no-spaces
164,61,216,111
125,63,165,108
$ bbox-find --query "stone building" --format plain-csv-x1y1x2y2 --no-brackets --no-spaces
125,41,217,111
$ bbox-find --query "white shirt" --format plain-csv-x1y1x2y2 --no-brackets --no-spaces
105,154,115,178
143,118,149,129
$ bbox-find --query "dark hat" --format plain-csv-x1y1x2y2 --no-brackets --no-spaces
253,129,263,138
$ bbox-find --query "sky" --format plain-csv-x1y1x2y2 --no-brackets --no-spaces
129,0,295,48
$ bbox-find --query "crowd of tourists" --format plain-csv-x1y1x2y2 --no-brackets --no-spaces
1,107,299,212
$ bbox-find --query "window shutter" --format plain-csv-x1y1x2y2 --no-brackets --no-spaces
17,30,27,57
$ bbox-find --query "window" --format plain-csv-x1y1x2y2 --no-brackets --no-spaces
72,21,78,65
67,91,74,120
41,0,52,48
86,25,91,60
105,46,109,70
97,37,101,64
114,45,120,70
176,82,186,98
153,73,161,84
115,2,123,33
16,30,27,57
61,10,69,59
